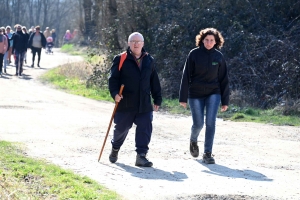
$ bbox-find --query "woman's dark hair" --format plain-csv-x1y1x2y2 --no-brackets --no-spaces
195,28,225,49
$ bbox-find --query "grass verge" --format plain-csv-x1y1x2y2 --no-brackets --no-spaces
0,141,119,199
60,44,83,56
218,106,300,126
39,63,113,103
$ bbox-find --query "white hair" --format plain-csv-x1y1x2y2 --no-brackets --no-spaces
128,32,144,42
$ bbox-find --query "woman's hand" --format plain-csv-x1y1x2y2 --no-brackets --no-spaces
180,102,187,109
221,105,228,112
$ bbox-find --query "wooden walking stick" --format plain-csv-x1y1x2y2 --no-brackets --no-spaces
98,84,124,162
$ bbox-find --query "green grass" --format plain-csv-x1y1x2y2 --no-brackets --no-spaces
60,44,106,65
160,98,191,115
60,44,84,56
218,106,300,126
40,67,113,102
0,141,119,199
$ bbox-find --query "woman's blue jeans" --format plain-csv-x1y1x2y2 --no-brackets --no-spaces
188,94,221,153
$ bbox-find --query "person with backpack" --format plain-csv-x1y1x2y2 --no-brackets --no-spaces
0,28,8,76
179,28,229,164
108,32,162,167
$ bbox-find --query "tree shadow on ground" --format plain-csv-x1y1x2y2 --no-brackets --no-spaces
115,163,188,182
196,160,273,181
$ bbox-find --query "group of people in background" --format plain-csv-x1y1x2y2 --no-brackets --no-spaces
63,29,79,44
0,25,57,76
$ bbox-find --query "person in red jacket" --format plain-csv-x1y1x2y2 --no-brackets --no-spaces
179,28,229,164
108,32,162,167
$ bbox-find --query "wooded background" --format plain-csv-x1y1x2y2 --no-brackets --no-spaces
1,0,299,109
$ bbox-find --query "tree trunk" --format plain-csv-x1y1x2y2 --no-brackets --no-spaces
82,0,93,42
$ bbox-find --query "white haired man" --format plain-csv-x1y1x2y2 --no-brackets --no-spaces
108,32,162,167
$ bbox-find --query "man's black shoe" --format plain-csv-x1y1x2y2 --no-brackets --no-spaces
202,152,215,164
135,153,153,167
190,141,199,157
109,148,119,163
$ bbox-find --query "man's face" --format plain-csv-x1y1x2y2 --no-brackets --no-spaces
6,28,10,33
128,35,144,56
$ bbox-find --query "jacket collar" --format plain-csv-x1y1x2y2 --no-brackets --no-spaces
200,43,215,53
126,47,148,58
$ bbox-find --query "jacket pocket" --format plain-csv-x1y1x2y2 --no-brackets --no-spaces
121,92,135,108
143,91,152,105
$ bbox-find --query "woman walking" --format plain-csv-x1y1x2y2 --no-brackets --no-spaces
179,28,229,164
28,26,46,68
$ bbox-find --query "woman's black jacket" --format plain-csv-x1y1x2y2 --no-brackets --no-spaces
109,48,162,113
179,45,229,106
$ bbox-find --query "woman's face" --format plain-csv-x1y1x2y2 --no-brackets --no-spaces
202,34,216,50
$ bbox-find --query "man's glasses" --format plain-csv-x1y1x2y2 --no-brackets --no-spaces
130,41,144,44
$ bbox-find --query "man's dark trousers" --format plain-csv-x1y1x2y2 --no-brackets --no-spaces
111,111,153,154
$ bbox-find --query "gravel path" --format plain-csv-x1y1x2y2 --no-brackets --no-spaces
0,48,300,200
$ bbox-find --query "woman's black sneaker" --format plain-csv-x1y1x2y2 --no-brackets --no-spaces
202,152,215,164
190,141,199,157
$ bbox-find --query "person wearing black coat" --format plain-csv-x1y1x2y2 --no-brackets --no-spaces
108,32,162,167
179,28,229,164
28,25,46,68
12,25,28,76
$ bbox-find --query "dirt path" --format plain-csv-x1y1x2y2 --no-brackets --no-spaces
0,48,299,200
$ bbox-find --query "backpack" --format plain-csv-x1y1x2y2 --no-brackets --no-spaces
118,52,127,71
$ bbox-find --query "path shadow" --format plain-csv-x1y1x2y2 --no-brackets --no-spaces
196,159,273,181
0,75,10,79
20,74,32,80
103,162,188,182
